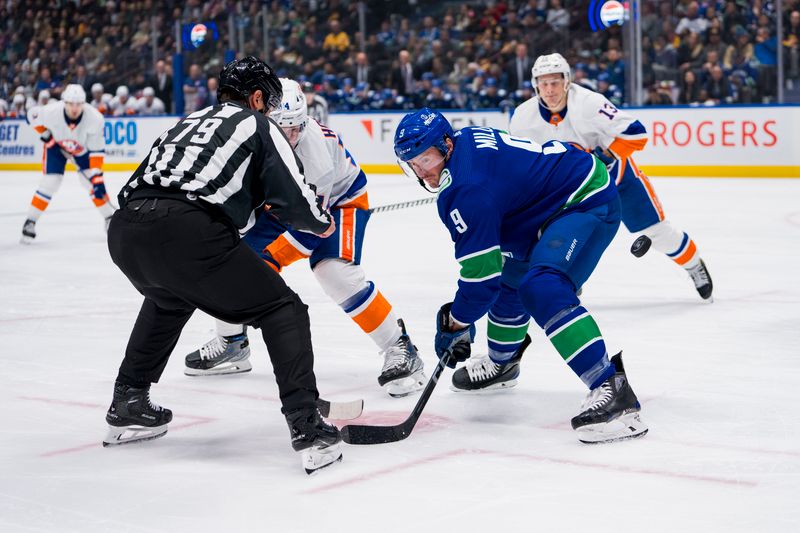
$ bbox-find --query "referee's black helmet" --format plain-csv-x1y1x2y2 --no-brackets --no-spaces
217,56,282,113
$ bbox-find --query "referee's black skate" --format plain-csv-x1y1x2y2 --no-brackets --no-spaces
687,259,713,301
184,332,251,376
286,406,343,475
451,335,531,392
571,353,648,444
103,382,172,447
378,319,426,398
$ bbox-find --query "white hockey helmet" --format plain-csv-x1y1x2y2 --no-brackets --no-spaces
38,90,51,104
531,53,571,84
116,85,129,98
270,78,308,128
62,84,87,104
91,82,104,94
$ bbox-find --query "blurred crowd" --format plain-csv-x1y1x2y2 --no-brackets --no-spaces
2,0,800,119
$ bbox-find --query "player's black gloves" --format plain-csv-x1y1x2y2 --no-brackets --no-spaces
434,302,475,368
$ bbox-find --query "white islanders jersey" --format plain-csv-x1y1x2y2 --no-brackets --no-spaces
28,101,105,162
294,118,365,210
509,83,647,160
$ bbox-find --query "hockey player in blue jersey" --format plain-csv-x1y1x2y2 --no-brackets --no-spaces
394,108,648,443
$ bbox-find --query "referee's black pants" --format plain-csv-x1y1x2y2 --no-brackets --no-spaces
107,197,318,413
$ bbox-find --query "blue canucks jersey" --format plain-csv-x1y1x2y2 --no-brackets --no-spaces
437,126,617,324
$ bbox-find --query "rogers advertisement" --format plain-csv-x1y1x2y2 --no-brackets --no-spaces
0,106,797,177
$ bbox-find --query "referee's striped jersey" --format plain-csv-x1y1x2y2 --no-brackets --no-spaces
118,102,331,235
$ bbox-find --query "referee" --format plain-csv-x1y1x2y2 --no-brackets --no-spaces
103,57,343,474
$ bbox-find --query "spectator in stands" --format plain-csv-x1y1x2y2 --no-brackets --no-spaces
676,1,709,36
604,48,626,93
700,49,724,84
35,67,58,92
754,26,778,100
390,49,415,97
183,63,207,114
206,77,219,107
351,51,374,87
704,27,728,62
137,86,165,116
546,0,569,33
704,65,732,104
678,70,703,104
425,79,455,109
677,31,705,74
505,42,532,91
784,10,800,81
322,18,350,54
149,59,172,114
724,26,755,71
73,65,91,94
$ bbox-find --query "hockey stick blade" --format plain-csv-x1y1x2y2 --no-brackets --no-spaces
317,398,364,420
340,353,452,445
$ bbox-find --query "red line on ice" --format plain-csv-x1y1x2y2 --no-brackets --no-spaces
38,417,216,458
303,448,757,494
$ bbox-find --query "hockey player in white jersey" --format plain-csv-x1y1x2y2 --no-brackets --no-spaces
21,84,115,243
511,53,712,299
136,87,165,116
184,78,427,398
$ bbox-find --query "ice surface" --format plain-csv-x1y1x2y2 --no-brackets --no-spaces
1,171,798,532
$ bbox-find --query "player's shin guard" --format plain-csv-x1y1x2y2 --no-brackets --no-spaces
544,305,615,389
314,260,426,396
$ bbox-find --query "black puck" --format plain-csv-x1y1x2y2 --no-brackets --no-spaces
630,235,652,257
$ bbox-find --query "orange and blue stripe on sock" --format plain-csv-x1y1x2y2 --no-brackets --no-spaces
341,281,392,334
30,190,52,212
666,232,698,266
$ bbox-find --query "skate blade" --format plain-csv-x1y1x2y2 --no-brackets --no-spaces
384,370,427,398
576,412,648,444
184,359,253,376
102,424,168,447
449,378,518,393
303,443,343,475
20,235,34,245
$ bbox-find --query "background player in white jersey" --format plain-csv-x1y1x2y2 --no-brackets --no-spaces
510,53,712,301
109,85,138,116
184,78,427,398
136,86,166,115
21,84,114,243
90,83,112,115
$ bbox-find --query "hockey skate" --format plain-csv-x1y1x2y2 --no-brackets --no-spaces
286,406,343,475
571,353,648,444
378,319,426,398
687,259,713,301
103,382,172,447
451,335,531,392
184,333,251,376
20,219,36,244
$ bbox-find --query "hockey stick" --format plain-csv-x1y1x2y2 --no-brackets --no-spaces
368,196,436,214
340,352,453,445
317,398,364,420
